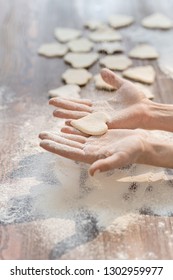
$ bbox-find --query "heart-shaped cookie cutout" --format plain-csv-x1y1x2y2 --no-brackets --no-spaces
141,13,173,29
38,43,68,57
49,84,81,98
62,69,92,86
64,52,99,68
123,65,155,84
54,27,81,42
71,112,109,136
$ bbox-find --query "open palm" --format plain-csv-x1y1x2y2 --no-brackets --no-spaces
39,128,147,176
49,68,150,129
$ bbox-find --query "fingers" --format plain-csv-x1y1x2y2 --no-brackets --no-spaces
49,98,92,112
39,131,84,149
53,108,89,119
89,151,128,176
61,126,89,137
49,97,92,107
100,68,125,89
49,97,92,106
60,133,86,144
51,97,92,119
40,140,86,162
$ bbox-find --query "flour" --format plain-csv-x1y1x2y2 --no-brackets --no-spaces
158,221,165,228
107,213,141,234
1,109,173,238
36,132,173,229
33,151,173,231
0,86,16,106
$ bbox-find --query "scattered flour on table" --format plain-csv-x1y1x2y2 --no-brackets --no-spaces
0,119,173,237
0,86,16,110
1,107,173,241
38,130,173,231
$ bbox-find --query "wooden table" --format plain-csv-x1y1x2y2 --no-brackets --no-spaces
1,0,173,260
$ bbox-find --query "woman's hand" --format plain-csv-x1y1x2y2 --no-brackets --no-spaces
39,128,148,176
49,68,151,129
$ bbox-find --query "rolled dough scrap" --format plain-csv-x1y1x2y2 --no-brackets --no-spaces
141,13,173,29
128,44,159,59
118,171,160,182
64,52,99,68
84,20,104,30
100,54,132,71
68,38,93,52
48,84,81,98
109,14,134,28
71,112,109,136
123,65,155,84
38,43,68,57
94,74,116,91
88,29,122,42
54,27,81,42
135,82,154,99
62,69,92,86
97,42,124,54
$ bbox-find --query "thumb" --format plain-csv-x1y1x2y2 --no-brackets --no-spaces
101,68,125,89
89,152,127,176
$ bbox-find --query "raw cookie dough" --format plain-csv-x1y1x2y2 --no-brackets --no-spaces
123,65,156,84
84,20,104,30
71,112,109,136
97,42,124,54
94,74,116,91
64,52,99,68
135,82,154,99
128,44,159,59
54,27,81,42
38,43,68,57
141,13,173,29
109,14,134,28
62,69,92,86
68,38,93,52
49,84,81,98
88,28,122,42
100,54,132,71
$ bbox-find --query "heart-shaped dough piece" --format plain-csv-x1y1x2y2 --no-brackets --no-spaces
64,52,99,68
100,54,132,71
62,69,92,86
68,38,94,52
49,84,81,98
54,27,81,42
71,112,109,136
123,65,155,84
128,44,159,59
141,13,173,29
109,14,134,28
88,29,122,42
38,43,68,57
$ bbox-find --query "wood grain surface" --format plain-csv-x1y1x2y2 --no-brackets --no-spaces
0,0,173,260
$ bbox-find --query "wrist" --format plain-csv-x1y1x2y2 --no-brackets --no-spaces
134,130,152,165
141,100,173,132
139,99,155,130
137,131,173,169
